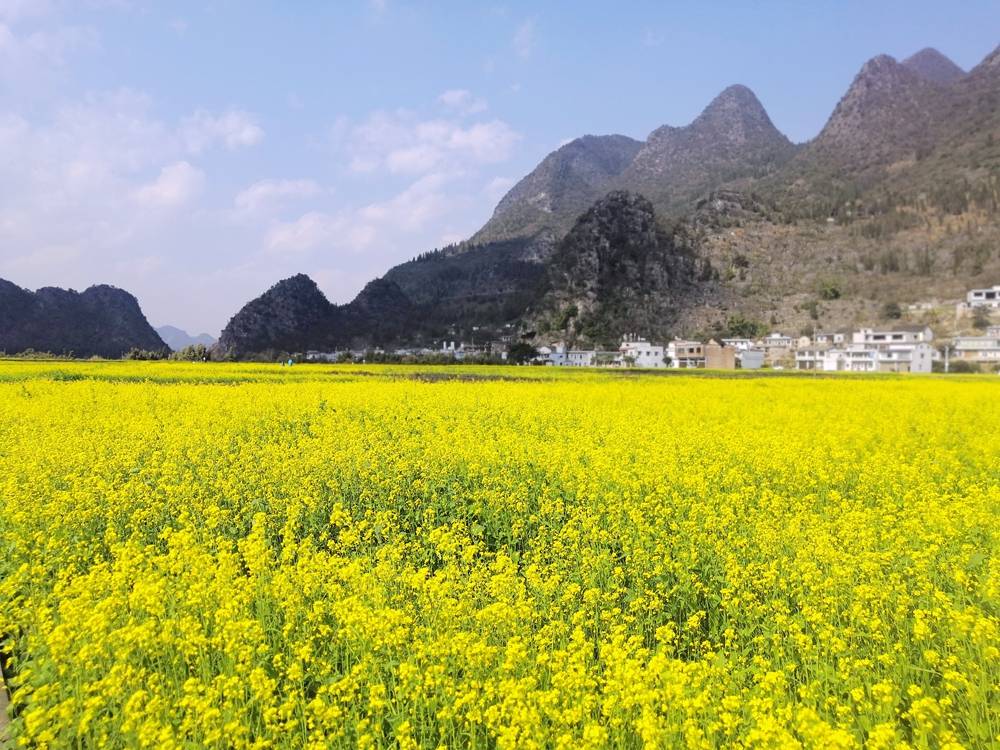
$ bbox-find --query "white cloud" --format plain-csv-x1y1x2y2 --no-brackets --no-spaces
0,21,99,82
266,211,345,254
234,178,322,215
267,171,455,256
359,172,452,231
0,0,55,23
513,18,535,59
340,108,520,177
134,161,204,208
180,109,263,154
438,88,488,115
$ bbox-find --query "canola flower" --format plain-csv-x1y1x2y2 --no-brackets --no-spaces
0,361,997,749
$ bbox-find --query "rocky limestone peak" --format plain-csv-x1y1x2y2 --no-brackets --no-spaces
645,84,784,149
473,133,642,243
537,190,700,345
564,190,662,249
901,48,966,84
267,273,327,300
807,53,942,165
690,84,778,143
620,84,795,214
216,273,336,358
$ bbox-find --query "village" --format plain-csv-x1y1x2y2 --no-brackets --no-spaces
306,284,1000,373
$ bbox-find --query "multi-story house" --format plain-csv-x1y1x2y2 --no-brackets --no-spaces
954,325,1000,365
666,339,704,368
967,285,1000,308
618,337,666,368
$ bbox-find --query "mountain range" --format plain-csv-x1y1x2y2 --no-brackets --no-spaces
3,45,998,359
218,44,1000,357
155,326,217,351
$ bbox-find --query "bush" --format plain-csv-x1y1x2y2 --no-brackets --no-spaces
818,280,842,301
882,302,902,320
949,360,981,374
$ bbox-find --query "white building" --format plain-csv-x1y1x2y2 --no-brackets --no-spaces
721,337,754,352
566,350,596,367
954,326,1000,365
967,285,1000,308
618,336,666,368
813,331,849,346
543,342,597,367
852,325,933,346
760,332,794,350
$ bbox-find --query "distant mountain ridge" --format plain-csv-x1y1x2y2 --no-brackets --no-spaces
219,43,1000,356
156,326,216,351
0,279,167,358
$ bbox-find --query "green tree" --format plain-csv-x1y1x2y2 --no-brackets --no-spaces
972,307,993,331
507,342,539,364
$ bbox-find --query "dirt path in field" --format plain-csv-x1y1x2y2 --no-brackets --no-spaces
0,662,9,747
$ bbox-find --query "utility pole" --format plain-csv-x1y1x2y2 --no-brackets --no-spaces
944,344,950,374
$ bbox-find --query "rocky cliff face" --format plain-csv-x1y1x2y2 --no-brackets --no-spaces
531,191,704,343
0,279,167,358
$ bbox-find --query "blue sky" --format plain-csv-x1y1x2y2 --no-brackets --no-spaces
1,1,997,335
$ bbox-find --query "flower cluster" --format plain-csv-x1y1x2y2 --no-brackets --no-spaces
0,362,997,748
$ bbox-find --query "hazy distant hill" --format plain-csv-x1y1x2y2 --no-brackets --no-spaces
155,325,216,351
219,44,1000,355
0,279,167,358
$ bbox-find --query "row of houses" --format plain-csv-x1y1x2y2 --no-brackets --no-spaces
795,326,936,373
541,336,763,370
540,320,1000,374
796,324,1000,372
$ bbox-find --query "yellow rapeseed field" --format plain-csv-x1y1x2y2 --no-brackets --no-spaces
0,361,997,749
